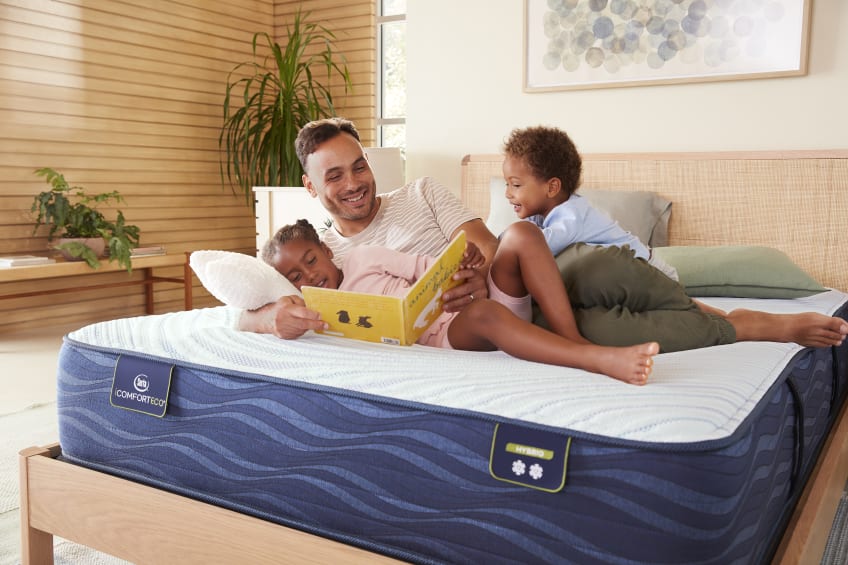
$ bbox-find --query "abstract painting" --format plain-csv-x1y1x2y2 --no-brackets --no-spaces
525,0,811,91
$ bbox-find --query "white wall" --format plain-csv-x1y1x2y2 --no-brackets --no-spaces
406,0,848,192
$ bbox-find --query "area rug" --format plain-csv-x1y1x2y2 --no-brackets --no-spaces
0,402,127,565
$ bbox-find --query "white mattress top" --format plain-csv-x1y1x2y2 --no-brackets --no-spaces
69,290,847,446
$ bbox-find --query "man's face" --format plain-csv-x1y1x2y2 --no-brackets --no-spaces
303,133,379,234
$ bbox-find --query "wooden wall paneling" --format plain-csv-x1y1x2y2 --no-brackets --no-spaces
0,0,271,333
0,0,377,334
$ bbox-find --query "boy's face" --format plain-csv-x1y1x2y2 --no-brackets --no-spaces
270,239,342,291
302,133,379,235
502,155,559,219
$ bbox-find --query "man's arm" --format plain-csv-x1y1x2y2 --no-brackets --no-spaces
238,295,328,339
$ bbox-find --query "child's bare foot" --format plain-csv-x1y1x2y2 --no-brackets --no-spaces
729,310,848,348
590,342,659,385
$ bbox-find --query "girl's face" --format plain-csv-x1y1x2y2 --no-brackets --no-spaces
270,239,342,290
502,155,559,219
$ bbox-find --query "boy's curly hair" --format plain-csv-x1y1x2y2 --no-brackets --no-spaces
261,219,320,264
503,126,582,197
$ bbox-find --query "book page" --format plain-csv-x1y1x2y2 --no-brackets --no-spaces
302,287,405,345
302,231,467,346
402,231,466,343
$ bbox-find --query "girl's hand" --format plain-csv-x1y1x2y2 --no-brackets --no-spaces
461,241,485,270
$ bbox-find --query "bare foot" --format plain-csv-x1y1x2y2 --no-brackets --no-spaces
589,342,659,386
728,309,848,348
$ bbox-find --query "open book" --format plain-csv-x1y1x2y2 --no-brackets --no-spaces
302,231,467,345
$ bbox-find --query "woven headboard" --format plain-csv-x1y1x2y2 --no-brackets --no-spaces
461,150,848,292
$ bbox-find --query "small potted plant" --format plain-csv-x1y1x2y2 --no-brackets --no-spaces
30,167,141,271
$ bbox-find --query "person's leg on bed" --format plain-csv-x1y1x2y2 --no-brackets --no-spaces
575,306,736,352
490,221,588,343
447,300,658,385
559,244,696,312
727,310,848,348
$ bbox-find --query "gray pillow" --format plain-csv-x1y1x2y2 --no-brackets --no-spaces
652,246,827,298
578,188,671,248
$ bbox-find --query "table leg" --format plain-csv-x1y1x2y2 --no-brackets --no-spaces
145,267,154,314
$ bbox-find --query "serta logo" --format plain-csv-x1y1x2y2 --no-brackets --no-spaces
133,374,150,393
111,356,172,418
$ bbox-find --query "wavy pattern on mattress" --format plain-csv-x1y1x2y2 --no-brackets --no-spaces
66,290,848,446
58,315,848,564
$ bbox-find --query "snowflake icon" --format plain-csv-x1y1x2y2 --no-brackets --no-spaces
511,459,526,476
529,463,544,480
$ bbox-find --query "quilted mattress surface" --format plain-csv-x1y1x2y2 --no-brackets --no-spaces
66,289,848,445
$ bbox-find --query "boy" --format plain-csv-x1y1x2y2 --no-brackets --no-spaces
502,125,678,279
262,219,659,385
499,125,848,352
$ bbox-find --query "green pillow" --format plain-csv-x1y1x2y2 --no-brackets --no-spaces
652,246,827,298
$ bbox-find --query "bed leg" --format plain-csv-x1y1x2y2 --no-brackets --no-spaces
19,446,55,565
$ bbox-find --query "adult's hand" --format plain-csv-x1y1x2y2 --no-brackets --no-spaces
442,267,488,313
238,295,327,339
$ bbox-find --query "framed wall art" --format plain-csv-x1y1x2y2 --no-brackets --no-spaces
524,0,812,92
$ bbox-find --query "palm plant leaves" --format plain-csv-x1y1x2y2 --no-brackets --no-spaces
220,10,352,206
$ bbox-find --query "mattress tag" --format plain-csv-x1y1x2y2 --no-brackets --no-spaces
489,423,571,493
110,354,174,418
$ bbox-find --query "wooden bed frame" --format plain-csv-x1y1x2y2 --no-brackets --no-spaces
19,150,848,564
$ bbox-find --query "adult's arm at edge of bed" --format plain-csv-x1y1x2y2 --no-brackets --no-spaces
237,295,328,339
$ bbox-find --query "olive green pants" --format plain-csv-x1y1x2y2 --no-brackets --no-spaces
533,244,736,353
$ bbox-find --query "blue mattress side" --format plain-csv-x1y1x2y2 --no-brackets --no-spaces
56,305,848,565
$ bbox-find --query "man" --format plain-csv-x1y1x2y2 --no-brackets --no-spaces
239,117,497,339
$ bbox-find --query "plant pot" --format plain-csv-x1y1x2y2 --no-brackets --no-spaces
55,237,107,261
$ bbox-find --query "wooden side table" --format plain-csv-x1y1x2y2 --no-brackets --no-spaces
0,252,192,314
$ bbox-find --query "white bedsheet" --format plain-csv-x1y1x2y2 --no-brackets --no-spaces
68,290,848,445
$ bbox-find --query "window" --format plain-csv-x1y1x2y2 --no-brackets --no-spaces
377,0,406,149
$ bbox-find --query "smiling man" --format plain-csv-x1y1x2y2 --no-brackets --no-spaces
238,117,497,339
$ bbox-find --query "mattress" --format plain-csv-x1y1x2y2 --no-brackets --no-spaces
58,290,848,564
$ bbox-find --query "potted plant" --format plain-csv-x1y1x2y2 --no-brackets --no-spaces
219,9,352,206
30,167,141,271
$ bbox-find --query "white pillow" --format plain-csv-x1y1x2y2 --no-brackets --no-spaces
190,250,301,310
486,177,519,236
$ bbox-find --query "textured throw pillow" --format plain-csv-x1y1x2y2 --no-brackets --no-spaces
190,250,301,310
485,177,671,247
652,246,827,298
579,188,671,248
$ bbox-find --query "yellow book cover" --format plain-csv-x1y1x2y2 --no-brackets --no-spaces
302,231,467,345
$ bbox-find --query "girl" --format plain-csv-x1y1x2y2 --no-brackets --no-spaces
262,219,659,385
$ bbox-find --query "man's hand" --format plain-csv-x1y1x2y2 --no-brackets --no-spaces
238,295,328,339
442,268,488,313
